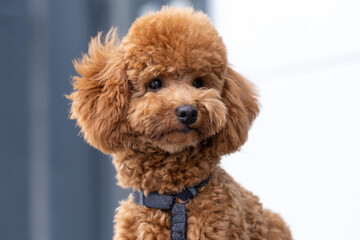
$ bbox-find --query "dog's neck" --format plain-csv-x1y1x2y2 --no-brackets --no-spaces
112,141,220,194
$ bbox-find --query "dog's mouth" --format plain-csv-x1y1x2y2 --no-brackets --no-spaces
150,127,198,141
150,126,201,152
177,127,194,134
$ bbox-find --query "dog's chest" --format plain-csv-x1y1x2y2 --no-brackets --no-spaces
114,190,247,240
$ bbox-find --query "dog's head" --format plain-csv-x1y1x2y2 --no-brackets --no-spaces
68,8,259,155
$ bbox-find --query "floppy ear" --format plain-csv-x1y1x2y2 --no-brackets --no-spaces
67,28,130,154
213,67,259,155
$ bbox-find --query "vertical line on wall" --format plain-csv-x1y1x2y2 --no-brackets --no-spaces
27,0,50,239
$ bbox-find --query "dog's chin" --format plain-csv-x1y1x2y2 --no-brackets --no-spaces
153,128,201,153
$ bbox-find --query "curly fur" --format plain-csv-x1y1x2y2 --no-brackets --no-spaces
67,7,292,240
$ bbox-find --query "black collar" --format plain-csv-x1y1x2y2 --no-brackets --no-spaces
132,177,211,240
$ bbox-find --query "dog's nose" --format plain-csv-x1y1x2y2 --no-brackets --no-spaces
175,105,198,125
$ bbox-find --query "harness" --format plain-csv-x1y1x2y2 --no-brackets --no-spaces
132,177,210,240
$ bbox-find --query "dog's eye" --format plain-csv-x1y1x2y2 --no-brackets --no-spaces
148,79,162,91
192,78,204,88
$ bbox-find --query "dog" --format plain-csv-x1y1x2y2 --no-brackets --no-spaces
67,7,292,240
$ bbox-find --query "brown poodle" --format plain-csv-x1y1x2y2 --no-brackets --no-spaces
67,7,292,240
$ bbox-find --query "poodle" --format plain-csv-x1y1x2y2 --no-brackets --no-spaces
67,7,292,240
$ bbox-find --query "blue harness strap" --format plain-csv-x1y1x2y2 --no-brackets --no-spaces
132,177,210,240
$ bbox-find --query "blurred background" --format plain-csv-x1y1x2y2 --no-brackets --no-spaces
1,0,359,239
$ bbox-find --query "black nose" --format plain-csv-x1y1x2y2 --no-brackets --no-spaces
175,105,198,125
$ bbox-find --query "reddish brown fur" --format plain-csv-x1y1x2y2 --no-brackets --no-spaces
67,7,292,240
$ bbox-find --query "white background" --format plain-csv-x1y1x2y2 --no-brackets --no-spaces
209,1,360,239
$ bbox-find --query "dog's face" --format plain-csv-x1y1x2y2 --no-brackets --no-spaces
127,71,227,153
68,8,259,155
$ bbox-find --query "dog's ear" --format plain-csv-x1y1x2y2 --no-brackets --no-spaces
67,28,130,154
213,67,259,155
